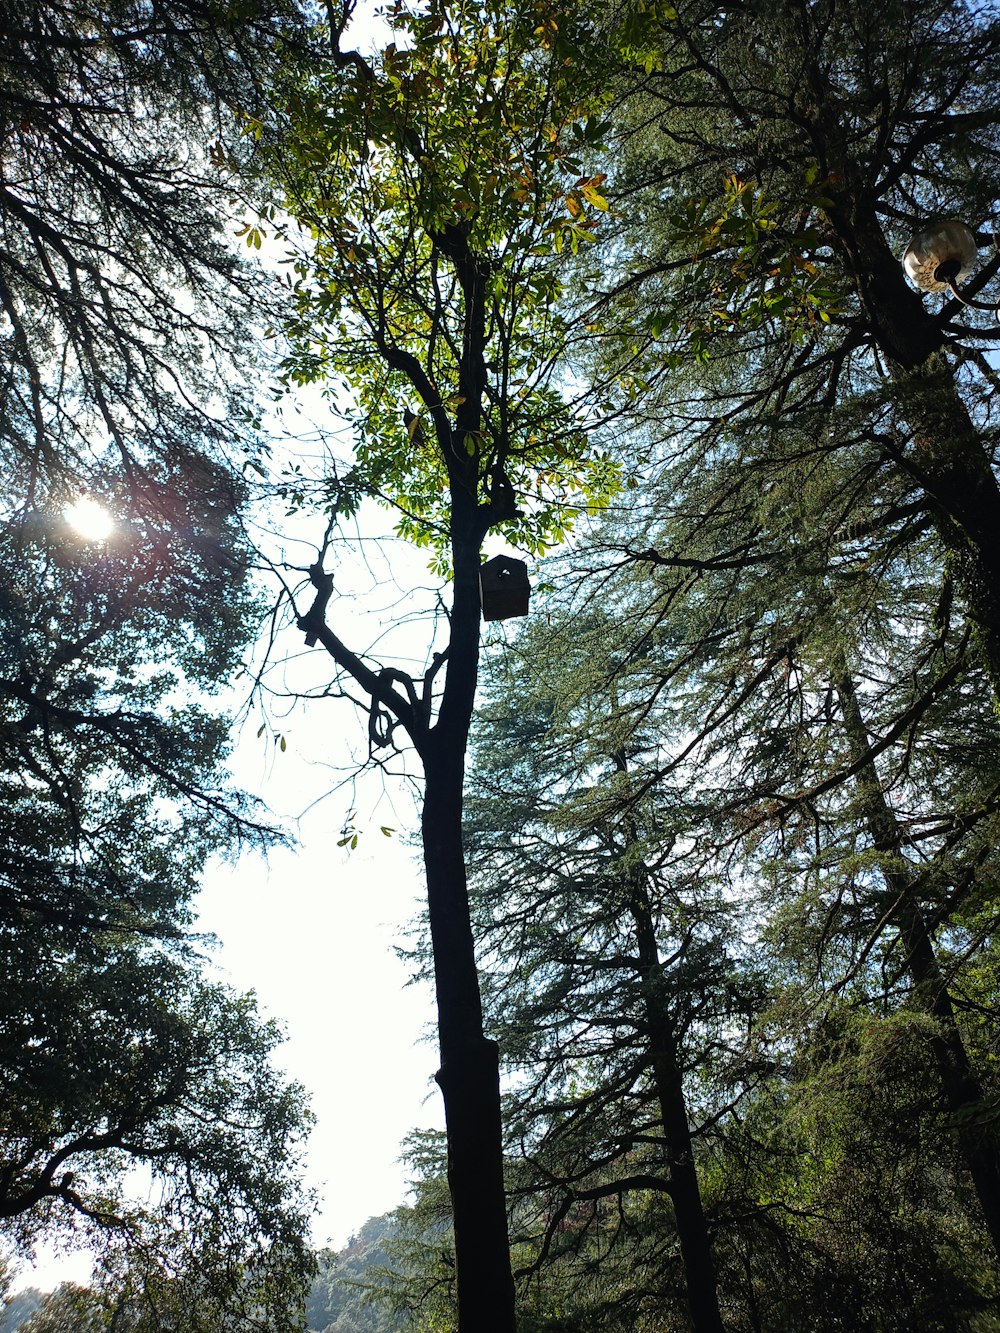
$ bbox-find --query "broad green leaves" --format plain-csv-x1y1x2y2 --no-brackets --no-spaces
270,0,622,553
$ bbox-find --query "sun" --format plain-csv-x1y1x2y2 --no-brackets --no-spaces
64,496,114,541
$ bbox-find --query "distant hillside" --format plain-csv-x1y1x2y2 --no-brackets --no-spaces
0,1289,43,1333
306,1212,409,1333
0,1217,409,1333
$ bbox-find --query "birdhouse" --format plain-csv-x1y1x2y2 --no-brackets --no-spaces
480,555,530,622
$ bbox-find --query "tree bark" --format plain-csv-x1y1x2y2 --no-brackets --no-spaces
836,664,1000,1259
620,821,724,1333
420,518,516,1333
421,746,515,1333
300,510,516,1331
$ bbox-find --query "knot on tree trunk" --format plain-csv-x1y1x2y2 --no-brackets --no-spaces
435,1036,500,1097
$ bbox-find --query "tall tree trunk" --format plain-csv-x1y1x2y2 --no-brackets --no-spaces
633,896,725,1333
422,750,516,1333
614,759,724,1333
421,521,516,1333
300,507,516,1330
836,663,1000,1258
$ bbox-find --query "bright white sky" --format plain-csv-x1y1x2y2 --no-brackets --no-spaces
198,506,461,1252
197,703,446,1254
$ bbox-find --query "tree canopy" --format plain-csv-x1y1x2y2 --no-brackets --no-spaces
273,0,621,556
7,0,1000,1329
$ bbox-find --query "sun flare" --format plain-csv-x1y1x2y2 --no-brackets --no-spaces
64,496,114,541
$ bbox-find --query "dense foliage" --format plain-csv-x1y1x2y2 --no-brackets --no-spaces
456,0,1000,1326
354,0,1000,1329
1,1217,406,1333
0,2,315,1324
6,0,1000,1329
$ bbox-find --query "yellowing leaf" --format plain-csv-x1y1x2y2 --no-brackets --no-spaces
582,188,609,211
